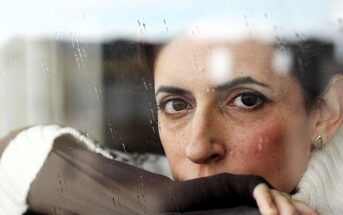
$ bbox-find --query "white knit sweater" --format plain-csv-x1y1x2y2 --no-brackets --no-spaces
292,125,343,215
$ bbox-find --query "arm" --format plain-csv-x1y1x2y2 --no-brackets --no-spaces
0,126,262,214
0,126,316,215
0,125,63,215
28,134,264,214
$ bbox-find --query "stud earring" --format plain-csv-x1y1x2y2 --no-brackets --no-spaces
313,135,324,150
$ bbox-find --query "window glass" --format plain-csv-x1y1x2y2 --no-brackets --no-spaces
0,0,342,153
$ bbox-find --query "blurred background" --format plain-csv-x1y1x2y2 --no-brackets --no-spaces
0,0,342,154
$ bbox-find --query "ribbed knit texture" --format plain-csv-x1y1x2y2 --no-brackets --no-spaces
292,125,343,215
0,125,112,215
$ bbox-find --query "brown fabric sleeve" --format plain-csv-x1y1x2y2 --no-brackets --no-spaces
1,127,263,214
26,134,168,214
27,134,264,215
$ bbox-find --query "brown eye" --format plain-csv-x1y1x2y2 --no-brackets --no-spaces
232,92,267,110
240,94,258,106
164,99,189,114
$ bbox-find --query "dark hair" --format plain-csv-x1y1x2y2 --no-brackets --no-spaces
286,39,342,109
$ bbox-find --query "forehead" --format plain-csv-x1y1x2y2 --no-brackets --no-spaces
154,38,290,89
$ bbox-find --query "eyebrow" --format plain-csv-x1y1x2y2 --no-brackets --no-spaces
214,76,270,91
155,76,270,97
155,86,191,97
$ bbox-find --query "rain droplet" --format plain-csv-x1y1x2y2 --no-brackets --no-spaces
71,36,75,48
157,122,161,131
108,120,115,143
94,86,100,102
82,48,87,58
112,197,116,207
53,207,57,215
143,80,148,90
122,143,127,153
163,19,169,33
257,143,264,152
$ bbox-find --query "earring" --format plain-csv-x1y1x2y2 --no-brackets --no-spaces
313,135,324,150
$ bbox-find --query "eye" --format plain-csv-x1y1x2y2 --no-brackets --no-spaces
158,98,192,115
230,91,268,110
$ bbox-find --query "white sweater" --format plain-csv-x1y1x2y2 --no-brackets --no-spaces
292,125,343,215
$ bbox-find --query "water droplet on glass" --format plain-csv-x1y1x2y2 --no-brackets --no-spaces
53,207,57,215
258,138,264,144
107,119,116,143
157,122,161,132
82,48,87,58
122,143,127,153
163,19,169,33
143,80,148,90
257,143,264,152
137,195,141,204
112,197,116,207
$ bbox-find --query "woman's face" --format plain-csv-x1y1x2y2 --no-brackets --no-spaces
154,38,315,192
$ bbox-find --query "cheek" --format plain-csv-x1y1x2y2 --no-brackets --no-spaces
231,119,286,176
158,120,186,177
250,120,284,155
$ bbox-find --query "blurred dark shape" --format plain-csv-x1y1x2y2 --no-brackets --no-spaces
288,39,342,108
102,39,164,154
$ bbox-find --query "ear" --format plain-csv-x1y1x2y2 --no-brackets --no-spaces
313,74,343,143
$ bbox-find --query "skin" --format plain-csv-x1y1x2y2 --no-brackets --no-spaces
154,38,319,214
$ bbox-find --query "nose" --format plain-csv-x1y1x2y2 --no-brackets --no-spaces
185,107,226,164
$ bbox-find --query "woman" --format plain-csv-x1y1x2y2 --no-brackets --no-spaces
154,34,343,214
1,25,343,214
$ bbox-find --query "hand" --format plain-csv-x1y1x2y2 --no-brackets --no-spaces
253,183,319,215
